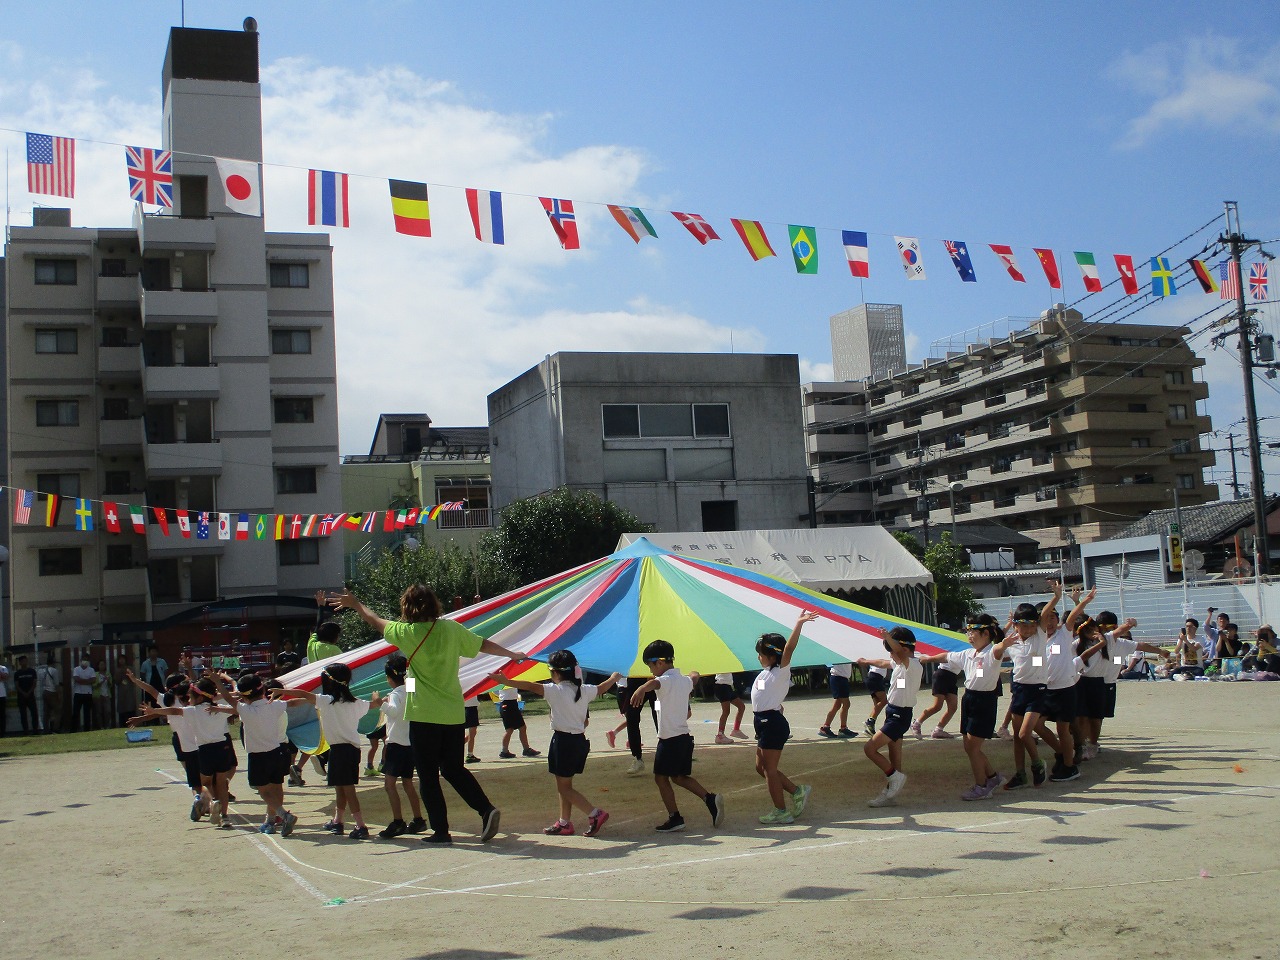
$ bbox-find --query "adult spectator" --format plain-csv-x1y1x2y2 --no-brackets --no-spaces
1212,622,1243,667
189,650,205,679
1171,628,1204,679
329,584,529,845
1244,625,1280,674
138,646,168,705
113,654,137,727
306,591,343,665
36,652,63,733
92,658,113,729
274,638,301,676
71,654,96,731
1203,609,1230,663
14,655,38,734
0,658,9,737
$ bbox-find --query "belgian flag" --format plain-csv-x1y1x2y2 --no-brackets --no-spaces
389,179,431,237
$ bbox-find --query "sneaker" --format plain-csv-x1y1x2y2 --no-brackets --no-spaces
1003,770,1028,791
627,757,644,776
960,784,987,801
218,819,234,830
1031,760,1047,787
760,807,795,824
322,820,343,835
705,792,726,827
405,817,427,834
997,726,1013,741
280,812,298,837
480,807,501,843
258,820,275,834
1050,765,1081,783
227,793,237,803
818,725,837,739
585,809,610,837
909,720,923,740
655,814,685,832
1083,742,1098,761
498,750,516,759
867,786,894,808
884,770,907,800
863,718,876,736
730,728,749,740
209,808,222,827
190,798,202,822
521,747,541,758
837,728,858,738
364,765,377,778
790,784,812,817
465,754,480,764
310,756,326,775
543,820,575,836
714,733,734,745
930,728,955,739
421,832,452,845
605,729,617,749
984,773,1006,795
349,826,370,841
1072,746,1083,766
379,819,407,839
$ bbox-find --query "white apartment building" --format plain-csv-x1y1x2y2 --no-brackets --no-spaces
4,26,342,649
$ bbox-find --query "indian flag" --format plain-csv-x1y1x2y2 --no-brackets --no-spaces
730,219,776,261
607,204,657,243
1074,251,1102,292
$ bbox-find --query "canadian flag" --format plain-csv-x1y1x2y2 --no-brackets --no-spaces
214,157,262,216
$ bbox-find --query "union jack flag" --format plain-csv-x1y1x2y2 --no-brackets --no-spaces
1220,260,1240,301
125,145,173,207
1249,261,1269,302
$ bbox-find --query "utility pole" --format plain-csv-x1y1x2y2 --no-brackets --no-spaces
1227,432,1241,500
914,432,930,548
1220,201,1270,575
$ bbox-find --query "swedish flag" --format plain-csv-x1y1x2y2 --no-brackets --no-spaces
789,225,818,274
1150,257,1178,297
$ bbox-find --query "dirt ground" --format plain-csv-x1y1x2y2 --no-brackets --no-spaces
0,681,1276,960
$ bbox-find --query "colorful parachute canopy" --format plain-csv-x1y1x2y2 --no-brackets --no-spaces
280,537,967,751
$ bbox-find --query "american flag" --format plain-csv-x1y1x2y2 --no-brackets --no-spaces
1220,259,1240,301
26,132,75,197
1250,262,1269,302
13,489,34,524
125,145,173,207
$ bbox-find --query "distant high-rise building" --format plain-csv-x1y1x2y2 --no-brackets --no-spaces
830,303,906,381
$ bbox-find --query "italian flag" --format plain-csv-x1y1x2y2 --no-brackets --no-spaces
128,504,147,533
1075,251,1103,292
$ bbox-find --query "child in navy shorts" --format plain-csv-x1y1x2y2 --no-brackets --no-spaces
858,627,923,807
712,672,748,744
369,654,427,838
818,663,857,738
752,611,819,825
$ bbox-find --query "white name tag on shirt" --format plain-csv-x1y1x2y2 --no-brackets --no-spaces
975,668,984,678
896,678,906,688
1113,656,1124,665
1050,645,1061,655
405,677,416,693
1031,656,1043,667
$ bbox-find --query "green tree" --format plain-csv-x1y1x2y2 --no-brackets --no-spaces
923,532,983,629
479,487,649,590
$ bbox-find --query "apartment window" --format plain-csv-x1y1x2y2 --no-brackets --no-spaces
36,473,80,497
1171,438,1192,454
36,400,80,427
1127,403,1147,413
1127,368,1145,378
39,548,82,577
35,329,77,354
1165,370,1186,386
275,466,317,494
105,545,133,570
278,539,320,566
103,470,132,495
692,404,730,438
273,397,315,424
271,329,313,354
34,259,77,285
269,262,310,288
100,258,127,277
101,327,128,347
1177,473,1196,490
1169,404,1188,421
601,403,731,439
1130,438,1150,448
103,397,131,421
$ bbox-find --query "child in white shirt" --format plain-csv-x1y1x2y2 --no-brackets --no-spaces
858,627,923,807
753,611,819,825
369,654,427,838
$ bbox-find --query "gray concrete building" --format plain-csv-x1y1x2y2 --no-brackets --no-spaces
488,353,810,532
830,303,907,381
3,26,341,650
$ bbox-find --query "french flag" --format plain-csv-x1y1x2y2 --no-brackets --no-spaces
466,188,505,244
842,229,870,278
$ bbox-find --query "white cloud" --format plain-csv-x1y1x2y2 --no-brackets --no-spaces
1110,37,1280,149
799,359,834,383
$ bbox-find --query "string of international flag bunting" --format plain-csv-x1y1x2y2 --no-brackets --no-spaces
25,130,1270,300
8,486,464,541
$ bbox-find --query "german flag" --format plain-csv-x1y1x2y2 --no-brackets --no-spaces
389,179,430,237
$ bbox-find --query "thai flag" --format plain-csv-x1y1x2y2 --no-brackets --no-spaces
308,169,350,228
465,188,505,244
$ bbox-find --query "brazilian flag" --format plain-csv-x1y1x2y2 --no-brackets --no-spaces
789,225,818,274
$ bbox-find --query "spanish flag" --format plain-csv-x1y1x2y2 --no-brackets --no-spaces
274,514,287,540
729,219,776,261
389,179,430,237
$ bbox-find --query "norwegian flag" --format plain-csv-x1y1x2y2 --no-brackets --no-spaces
1249,262,1269,302
540,197,580,249
125,145,173,207
1220,260,1240,300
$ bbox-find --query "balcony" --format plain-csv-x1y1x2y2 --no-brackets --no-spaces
437,507,493,529
96,274,140,306
102,567,148,600
143,364,220,400
146,522,226,554
144,440,223,477
99,417,145,451
98,344,143,379
139,286,218,326
135,210,217,253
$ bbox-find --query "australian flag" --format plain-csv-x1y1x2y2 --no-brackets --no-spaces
125,146,173,207
196,511,211,540
945,240,977,282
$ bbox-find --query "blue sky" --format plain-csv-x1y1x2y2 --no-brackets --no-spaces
3,2,1278,492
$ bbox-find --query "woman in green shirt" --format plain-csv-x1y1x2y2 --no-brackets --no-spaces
329,584,527,845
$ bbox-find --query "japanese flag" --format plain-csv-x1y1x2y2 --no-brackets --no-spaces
214,157,261,216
